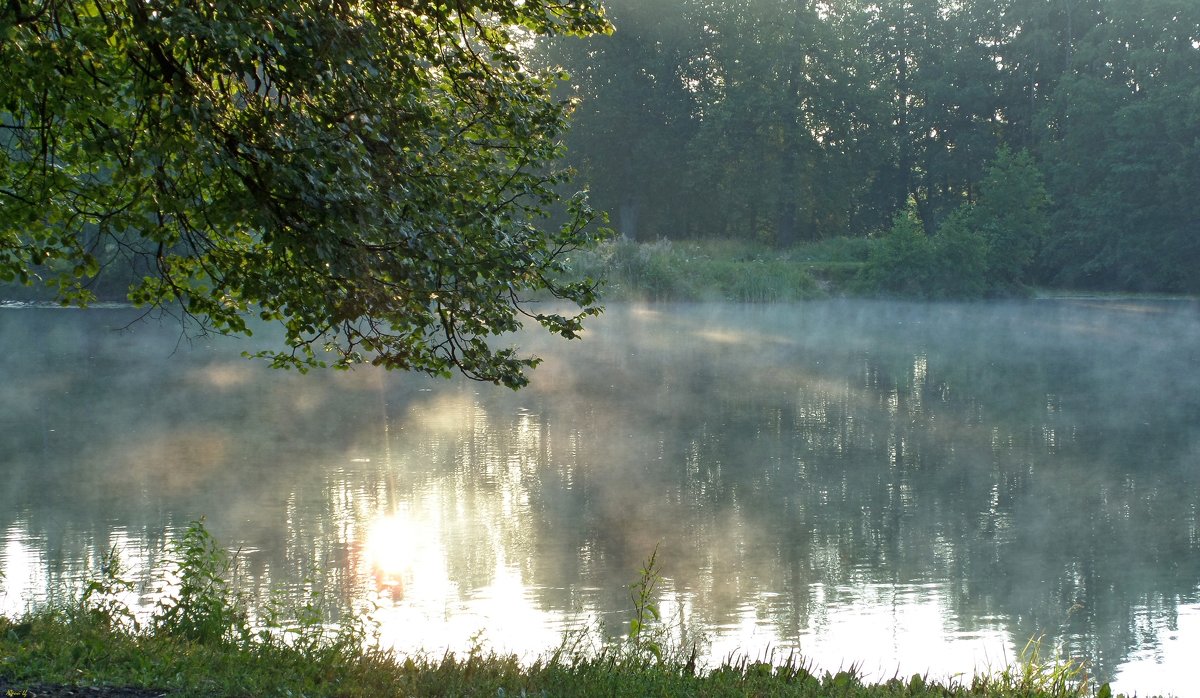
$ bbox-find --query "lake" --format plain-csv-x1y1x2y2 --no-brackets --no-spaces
2,300,1198,695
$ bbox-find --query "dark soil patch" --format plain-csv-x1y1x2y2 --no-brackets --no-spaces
0,678,173,697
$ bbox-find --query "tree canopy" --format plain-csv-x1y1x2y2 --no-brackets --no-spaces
535,0,1200,293
1,0,611,388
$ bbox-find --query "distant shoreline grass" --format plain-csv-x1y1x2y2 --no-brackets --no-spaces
562,237,862,303
1030,288,1200,302
561,237,1200,304
0,520,1138,698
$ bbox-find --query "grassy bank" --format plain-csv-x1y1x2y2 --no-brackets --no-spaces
0,609,1123,698
562,238,1200,303
563,237,871,302
0,521,1137,698
0,618,1121,698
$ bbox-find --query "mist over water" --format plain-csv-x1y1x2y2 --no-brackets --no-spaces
2,300,1198,695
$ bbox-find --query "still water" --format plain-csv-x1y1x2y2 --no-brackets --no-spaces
2,300,1199,695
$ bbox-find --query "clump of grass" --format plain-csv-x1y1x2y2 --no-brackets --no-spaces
789,236,874,289
565,238,821,302
789,235,874,264
560,236,884,301
972,636,1094,697
0,520,1134,697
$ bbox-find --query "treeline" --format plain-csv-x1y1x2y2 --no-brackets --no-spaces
534,0,1200,293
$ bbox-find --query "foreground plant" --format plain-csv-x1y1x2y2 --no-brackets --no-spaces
977,636,1094,697
151,518,250,645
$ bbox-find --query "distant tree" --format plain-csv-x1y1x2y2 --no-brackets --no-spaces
532,0,697,241
861,146,1047,298
929,207,988,298
971,146,1050,288
861,201,935,296
1035,0,1200,291
681,0,867,245
0,0,610,388
861,195,993,299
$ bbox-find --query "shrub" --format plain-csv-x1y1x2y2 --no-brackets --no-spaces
861,204,936,296
929,207,989,298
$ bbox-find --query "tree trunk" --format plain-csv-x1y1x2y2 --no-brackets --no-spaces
619,198,640,241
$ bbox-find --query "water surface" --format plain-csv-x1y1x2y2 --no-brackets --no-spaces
1,300,1198,695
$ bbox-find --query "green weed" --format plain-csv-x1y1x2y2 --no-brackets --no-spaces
625,545,664,664
976,635,1097,697
151,517,251,645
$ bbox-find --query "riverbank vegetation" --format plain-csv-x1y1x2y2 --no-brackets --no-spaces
1,520,1133,697
566,145,1059,302
566,238,823,302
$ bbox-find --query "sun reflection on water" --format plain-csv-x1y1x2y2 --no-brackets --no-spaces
358,504,580,660
703,582,1014,683
1,525,45,618
1111,599,1199,697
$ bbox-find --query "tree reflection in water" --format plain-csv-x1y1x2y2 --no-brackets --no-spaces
0,300,1198,694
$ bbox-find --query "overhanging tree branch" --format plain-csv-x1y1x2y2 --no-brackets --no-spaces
1,0,612,387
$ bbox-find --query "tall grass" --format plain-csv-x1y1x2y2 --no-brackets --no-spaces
0,520,1131,697
565,238,823,302
973,636,1095,697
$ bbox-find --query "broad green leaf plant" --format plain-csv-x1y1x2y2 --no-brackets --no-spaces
1,0,611,388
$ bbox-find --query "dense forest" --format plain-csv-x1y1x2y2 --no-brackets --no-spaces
534,0,1200,293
